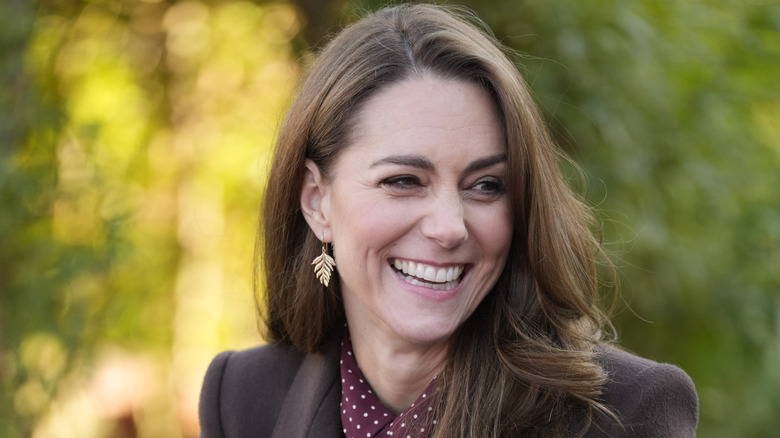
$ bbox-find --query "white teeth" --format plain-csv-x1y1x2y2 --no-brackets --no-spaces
391,258,464,289
399,274,459,290
424,266,436,282
446,267,455,282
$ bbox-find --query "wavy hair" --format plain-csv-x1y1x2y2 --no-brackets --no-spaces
260,4,616,436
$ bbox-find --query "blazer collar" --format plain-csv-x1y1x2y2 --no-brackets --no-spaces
271,335,343,438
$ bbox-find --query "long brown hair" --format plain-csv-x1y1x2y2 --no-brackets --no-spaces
260,4,616,436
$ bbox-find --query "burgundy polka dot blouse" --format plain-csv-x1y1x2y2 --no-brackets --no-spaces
340,330,437,438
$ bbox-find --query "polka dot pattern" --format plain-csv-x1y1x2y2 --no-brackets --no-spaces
340,330,437,438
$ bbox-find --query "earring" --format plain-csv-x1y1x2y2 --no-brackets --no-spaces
312,238,336,287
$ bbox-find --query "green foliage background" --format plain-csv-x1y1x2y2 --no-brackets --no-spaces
1,0,778,437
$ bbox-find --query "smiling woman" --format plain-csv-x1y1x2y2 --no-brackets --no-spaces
198,4,698,437
309,77,509,336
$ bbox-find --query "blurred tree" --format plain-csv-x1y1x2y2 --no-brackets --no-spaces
3,0,300,436
1,0,72,435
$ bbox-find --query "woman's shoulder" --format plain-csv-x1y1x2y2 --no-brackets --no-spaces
206,342,307,379
597,344,694,385
589,344,699,437
199,342,308,437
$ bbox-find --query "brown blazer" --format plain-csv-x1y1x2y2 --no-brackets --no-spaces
199,336,698,437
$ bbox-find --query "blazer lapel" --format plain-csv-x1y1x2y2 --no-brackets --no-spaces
271,336,342,438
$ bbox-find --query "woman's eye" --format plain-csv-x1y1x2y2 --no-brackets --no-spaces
471,178,506,198
380,175,422,190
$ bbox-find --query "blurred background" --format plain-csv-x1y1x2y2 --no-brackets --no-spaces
1,0,778,436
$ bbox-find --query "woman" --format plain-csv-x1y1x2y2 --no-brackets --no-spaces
199,4,698,437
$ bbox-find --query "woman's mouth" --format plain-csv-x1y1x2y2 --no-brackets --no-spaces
391,258,465,290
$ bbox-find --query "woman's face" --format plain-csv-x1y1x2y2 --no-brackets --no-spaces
317,76,512,347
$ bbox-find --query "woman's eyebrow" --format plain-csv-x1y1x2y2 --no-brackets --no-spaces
370,155,434,170
464,153,507,173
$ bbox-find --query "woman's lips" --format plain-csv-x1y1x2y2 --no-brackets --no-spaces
391,258,465,290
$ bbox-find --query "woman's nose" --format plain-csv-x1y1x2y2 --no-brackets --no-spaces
420,191,468,249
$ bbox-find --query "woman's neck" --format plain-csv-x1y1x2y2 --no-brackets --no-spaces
348,323,448,415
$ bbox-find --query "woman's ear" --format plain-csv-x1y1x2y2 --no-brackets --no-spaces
300,159,332,241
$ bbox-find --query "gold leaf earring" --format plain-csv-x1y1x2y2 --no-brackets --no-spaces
312,238,336,287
